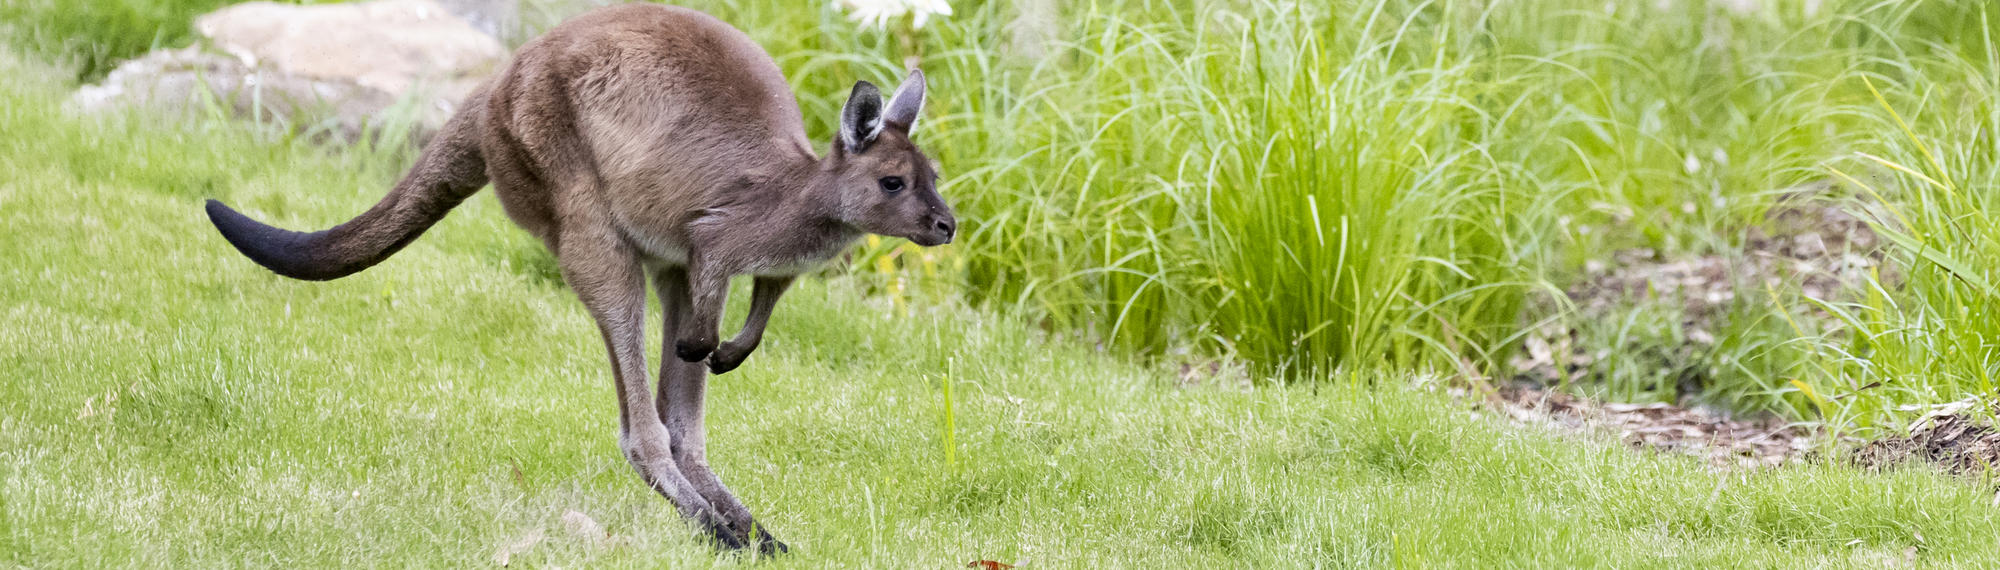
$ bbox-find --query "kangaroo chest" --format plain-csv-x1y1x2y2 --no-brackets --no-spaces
622,213,858,278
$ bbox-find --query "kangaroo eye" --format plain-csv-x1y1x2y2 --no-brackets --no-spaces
878,176,906,193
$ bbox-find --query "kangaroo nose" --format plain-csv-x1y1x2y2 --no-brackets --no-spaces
933,218,956,240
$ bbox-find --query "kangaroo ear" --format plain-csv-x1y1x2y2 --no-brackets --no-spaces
840,80,885,154
883,69,926,132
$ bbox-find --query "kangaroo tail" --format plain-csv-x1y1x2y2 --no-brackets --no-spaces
205,90,492,281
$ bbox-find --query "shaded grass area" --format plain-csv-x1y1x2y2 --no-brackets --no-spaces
2,52,1999,567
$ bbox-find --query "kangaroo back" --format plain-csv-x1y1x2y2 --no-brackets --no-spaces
205,88,492,281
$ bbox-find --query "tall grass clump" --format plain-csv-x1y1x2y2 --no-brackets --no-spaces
935,1,1560,377
1812,15,2000,430
1177,4,1549,374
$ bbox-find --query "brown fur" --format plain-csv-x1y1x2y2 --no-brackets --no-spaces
203,4,953,552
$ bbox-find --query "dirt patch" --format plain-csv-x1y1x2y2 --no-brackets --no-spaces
1512,196,1887,389
1565,202,1882,320
1479,382,1816,469
1488,194,2000,476
1853,398,2000,476
1470,382,2000,475
1176,360,1252,389
1494,192,1889,469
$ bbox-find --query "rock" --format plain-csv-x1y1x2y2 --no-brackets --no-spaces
196,0,503,100
71,46,398,132
434,0,520,40
73,0,506,142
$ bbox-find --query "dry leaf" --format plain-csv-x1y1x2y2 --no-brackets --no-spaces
967,561,1016,570
493,527,544,566
562,510,608,547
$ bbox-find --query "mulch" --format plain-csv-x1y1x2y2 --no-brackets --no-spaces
1852,398,2000,475
1485,382,1816,469
1512,198,1887,387
1495,191,2000,476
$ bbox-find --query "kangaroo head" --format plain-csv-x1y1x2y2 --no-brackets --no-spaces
825,70,955,247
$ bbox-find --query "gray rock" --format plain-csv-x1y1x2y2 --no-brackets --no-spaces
434,0,520,40
71,45,399,139
196,0,504,97
73,0,507,142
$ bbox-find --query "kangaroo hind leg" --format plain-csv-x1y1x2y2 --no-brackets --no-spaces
654,266,788,554
560,226,742,550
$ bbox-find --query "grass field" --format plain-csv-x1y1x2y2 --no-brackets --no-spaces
7,0,2000,566
9,0,2000,418
3,42,2000,568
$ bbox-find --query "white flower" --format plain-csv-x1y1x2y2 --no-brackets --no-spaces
832,0,953,30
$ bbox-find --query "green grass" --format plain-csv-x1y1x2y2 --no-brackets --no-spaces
1804,39,2000,434
0,0,252,80
4,48,2000,567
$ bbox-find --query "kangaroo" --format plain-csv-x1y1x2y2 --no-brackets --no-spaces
201,3,953,553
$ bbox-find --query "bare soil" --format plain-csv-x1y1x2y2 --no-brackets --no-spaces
1853,398,2000,476
1480,382,1816,469
1513,196,1886,389
1498,193,1885,470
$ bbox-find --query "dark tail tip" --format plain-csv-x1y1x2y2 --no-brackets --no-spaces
204,199,343,281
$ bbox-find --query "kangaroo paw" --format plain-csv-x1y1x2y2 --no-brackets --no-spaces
674,337,715,363
706,342,755,375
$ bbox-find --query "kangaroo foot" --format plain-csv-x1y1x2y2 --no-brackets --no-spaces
697,515,748,551
745,522,788,556
706,341,757,375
